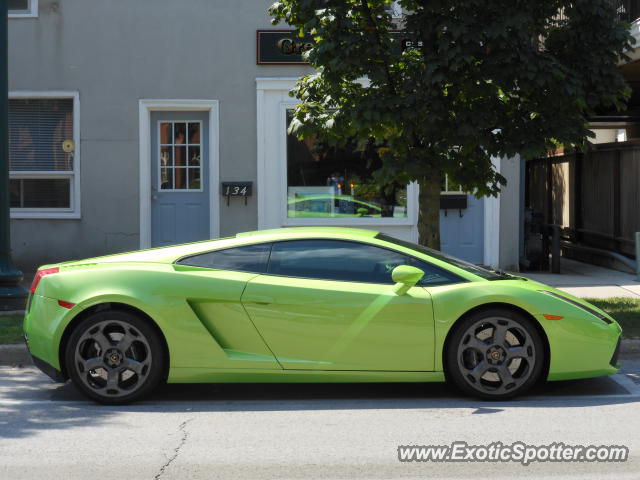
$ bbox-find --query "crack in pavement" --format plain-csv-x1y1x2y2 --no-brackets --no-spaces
154,418,193,479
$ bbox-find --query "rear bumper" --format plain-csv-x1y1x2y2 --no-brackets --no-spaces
30,352,68,383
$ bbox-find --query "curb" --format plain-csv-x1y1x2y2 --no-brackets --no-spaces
620,338,640,356
1,339,640,366
0,344,32,366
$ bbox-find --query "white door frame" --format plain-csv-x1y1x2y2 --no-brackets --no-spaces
138,99,220,249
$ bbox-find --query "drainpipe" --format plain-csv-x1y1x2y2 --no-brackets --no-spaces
0,0,28,310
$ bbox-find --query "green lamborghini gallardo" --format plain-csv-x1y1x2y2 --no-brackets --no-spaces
24,227,622,403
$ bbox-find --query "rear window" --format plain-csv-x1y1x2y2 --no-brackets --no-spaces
177,243,271,273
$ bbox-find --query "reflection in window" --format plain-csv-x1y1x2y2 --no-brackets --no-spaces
286,111,407,219
177,243,271,273
268,239,461,285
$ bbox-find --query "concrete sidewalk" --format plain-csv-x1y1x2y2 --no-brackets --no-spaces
515,258,640,299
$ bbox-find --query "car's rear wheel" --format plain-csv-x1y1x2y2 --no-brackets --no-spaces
446,308,545,400
65,310,166,404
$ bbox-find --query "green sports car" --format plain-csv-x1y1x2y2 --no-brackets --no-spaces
24,227,622,404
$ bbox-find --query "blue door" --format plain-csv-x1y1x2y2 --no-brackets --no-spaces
151,112,210,247
440,195,484,264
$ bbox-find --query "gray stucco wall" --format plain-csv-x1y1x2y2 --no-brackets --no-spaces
8,0,311,270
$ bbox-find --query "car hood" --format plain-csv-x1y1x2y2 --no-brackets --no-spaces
490,275,613,320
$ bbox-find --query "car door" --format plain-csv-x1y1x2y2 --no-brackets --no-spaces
241,239,436,371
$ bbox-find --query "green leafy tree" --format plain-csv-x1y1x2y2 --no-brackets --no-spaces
269,0,633,249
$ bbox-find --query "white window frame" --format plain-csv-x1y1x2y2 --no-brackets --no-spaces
8,0,38,18
9,91,81,219
441,174,464,194
278,101,418,227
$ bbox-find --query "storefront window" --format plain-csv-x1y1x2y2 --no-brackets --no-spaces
286,111,407,219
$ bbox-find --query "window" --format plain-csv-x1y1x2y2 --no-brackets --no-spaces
377,233,505,280
158,121,203,191
441,174,464,194
286,111,408,219
177,244,272,273
8,0,37,17
268,239,461,285
386,0,403,18
9,94,80,218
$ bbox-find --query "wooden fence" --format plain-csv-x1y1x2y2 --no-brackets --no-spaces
525,142,640,259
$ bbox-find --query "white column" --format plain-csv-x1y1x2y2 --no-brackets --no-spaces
483,156,501,268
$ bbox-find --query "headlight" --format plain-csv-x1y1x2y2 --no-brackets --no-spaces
539,290,613,324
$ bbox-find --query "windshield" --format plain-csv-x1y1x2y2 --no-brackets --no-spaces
376,233,505,280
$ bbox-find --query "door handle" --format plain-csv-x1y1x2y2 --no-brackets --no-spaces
152,195,158,200
245,295,274,305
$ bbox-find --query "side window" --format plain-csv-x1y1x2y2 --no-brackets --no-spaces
268,240,407,284
177,243,271,273
407,258,464,287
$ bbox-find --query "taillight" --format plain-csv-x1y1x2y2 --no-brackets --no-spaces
30,267,60,294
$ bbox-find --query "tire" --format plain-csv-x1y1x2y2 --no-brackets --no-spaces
64,310,166,404
445,308,545,400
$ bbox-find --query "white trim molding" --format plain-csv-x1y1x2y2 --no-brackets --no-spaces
9,90,81,219
138,99,220,249
483,156,501,268
256,77,419,242
8,0,38,18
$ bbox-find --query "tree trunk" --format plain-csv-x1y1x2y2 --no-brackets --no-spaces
417,175,441,250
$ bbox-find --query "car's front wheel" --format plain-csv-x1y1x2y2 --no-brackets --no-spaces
446,309,545,400
65,310,166,404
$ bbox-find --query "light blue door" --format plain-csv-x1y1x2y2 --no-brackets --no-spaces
151,112,210,247
440,195,484,264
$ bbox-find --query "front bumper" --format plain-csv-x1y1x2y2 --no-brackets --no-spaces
542,312,622,381
610,336,621,368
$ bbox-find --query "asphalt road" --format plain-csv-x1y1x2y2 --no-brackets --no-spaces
1,360,639,480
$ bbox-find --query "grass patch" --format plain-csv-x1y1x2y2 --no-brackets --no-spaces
0,315,24,344
584,297,640,339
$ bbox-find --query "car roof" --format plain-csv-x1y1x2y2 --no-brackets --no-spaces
59,227,382,267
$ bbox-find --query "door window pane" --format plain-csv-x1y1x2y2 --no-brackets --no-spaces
269,240,404,283
286,110,407,219
160,123,172,144
177,244,272,273
268,239,461,285
188,123,200,144
188,146,200,166
174,123,186,144
157,121,202,191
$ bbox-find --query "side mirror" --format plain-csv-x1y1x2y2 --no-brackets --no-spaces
391,265,424,296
